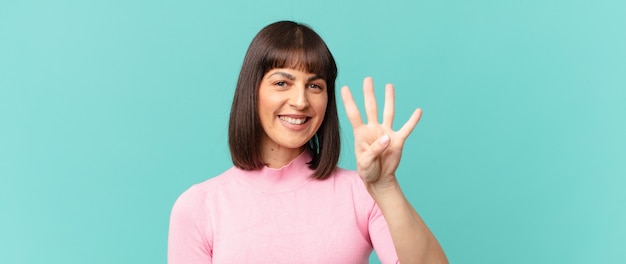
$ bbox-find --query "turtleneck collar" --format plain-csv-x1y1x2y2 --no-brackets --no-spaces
234,150,315,194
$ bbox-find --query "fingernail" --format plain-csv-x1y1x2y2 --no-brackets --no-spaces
378,134,390,146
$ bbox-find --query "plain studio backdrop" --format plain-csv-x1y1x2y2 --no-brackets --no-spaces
1,0,624,263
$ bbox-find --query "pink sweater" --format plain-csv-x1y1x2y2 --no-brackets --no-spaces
168,152,399,263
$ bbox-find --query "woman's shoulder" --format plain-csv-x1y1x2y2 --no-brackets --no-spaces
330,167,362,184
330,167,374,200
172,166,241,206
327,167,378,224
182,166,241,194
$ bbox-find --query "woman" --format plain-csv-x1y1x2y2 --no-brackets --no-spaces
168,21,447,264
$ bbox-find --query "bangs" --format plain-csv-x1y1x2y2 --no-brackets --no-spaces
260,27,336,81
266,48,331,80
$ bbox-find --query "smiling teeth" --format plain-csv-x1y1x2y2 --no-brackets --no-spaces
280,116,307,125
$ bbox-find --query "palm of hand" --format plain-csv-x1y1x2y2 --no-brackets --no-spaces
341,77,422,187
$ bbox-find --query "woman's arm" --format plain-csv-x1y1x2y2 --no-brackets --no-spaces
341,77,448,264
168,186,213,264
369,179,447,264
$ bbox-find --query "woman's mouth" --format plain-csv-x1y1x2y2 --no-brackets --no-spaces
279,115,309,125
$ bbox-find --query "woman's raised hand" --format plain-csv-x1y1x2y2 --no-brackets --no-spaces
340,77,422,191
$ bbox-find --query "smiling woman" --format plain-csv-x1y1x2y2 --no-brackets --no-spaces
168,21,448,264
257,68,328,169
227,21,340,179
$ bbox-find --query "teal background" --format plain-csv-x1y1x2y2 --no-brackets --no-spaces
1,0,625,263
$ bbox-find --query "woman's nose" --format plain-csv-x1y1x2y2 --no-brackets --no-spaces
288,86,309,110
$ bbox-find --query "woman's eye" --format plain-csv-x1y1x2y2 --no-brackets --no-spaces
308,84,322,89
274,81,287,87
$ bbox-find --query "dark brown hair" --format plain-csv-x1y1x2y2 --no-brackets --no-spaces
228,21,340,179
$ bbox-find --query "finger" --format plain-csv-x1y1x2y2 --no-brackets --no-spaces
382,83,395,128
398,108,423,139
363,77,379,124
340,86,364,128
358,134,390,169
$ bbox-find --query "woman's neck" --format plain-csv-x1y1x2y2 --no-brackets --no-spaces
261,144,305,169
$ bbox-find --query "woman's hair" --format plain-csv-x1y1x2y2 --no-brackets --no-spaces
228,21,340,179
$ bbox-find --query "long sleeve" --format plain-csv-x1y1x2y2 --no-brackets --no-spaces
168,185,213,264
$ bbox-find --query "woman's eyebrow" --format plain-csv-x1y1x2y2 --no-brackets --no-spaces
268,71,296,80
268,71,323,82
308,75,323,82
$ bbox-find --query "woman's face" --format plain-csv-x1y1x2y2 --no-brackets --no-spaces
257,68,328,157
